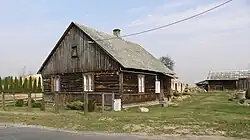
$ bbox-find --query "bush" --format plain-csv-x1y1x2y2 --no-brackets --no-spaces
24,99,42,108
32,102,42,108
66,100,96,112
66,101,84,110
245,88,250,99
25,99,35,106
15,99,24,107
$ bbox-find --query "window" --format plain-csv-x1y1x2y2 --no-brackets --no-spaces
71,45,78,58
155,76,160,93
83,74,93,91
138,75,145,93
51,76,60,92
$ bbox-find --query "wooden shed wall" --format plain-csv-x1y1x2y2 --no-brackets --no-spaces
42,73,83,93
94,71,119,93
41,25,120,75
163,76,172,96
122,72,159,104
208,80,237,91
238,78,250,90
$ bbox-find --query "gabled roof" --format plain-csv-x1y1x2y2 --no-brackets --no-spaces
195,80,208,85
206,70,250,80
38,22,174,76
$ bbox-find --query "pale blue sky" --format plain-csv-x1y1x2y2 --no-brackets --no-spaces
0,0,250,83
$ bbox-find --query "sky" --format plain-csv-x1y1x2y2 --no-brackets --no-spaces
0,0,249,83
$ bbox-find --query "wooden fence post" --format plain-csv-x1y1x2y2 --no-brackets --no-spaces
40,93,45,111
1,92,5,111
28,92,32,112
111,93,115,111
102,93,105,113
54,92,59,113
84,92,88,114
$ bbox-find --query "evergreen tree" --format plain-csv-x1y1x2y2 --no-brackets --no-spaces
23,78,28,93
19,77,23,92
38,77,42,92
0,77,2,92
33,79,37,93
3,77,9,93
29,76,33,92
14,77,19,93
9,76,14,93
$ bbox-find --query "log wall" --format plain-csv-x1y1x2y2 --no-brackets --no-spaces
122,72,158,104
208,80,237,91
94,71,119,93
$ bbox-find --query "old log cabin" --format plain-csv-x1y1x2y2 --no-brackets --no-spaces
37,22,174,105
206,70,250,91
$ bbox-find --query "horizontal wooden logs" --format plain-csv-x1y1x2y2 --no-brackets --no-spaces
95,72,119,93
122,93,158,104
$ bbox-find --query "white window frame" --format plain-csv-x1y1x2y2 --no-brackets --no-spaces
51,76,60,92
138,75,145,93
155,76,160,93
83,74,93,91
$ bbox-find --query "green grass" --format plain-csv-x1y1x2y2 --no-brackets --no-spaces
0,92,250,138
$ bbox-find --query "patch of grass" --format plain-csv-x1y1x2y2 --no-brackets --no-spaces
0,92,250,139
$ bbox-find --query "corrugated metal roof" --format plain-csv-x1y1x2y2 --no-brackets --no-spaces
206,70,250,80
74,23,174,75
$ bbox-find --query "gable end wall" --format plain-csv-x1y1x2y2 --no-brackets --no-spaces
41,25,120,75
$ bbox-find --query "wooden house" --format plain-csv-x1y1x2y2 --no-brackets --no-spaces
206,70,250,91
171,78,185,93
37,22,174,105
238,77,250,90
195,80,208,91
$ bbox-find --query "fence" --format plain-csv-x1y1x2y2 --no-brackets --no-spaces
0,92,45,111
1,91,116,114
45,92,116,114
0,76,117,114
0,92,42,105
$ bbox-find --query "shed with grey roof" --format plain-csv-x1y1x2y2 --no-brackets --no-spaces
206,70,250,91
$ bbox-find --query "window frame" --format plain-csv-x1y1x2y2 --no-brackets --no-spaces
71,45,78,58
83,73,94,92
155,75,160,93
51,76,60,92
138,74,145,93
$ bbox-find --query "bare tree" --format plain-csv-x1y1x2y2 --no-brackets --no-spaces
159,55,175,71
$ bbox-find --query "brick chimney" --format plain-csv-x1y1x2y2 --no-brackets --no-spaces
113,28,121,37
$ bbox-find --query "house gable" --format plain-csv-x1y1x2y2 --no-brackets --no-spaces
38,23,120,74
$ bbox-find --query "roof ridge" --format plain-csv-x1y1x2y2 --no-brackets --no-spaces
210,69,250,72
74,22,145,46
74,22,174,75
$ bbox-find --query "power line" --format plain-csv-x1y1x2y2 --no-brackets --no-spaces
97,0,233,41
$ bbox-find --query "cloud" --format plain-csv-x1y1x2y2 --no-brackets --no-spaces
125,0,250,83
